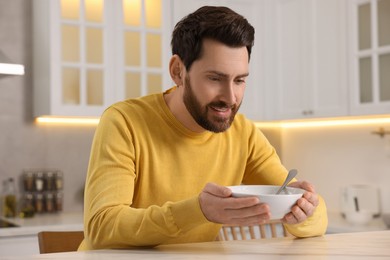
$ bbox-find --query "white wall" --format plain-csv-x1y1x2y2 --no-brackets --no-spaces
280,122,390,214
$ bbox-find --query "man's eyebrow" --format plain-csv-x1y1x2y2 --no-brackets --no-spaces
205,70,249,78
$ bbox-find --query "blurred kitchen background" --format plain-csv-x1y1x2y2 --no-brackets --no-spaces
1,0,389,231
0,0,95,214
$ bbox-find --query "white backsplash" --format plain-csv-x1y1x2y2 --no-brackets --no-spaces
278,123,390,214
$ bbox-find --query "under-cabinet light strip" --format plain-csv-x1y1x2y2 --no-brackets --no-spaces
255,116,390,128
35,117,100,125
36,115,390,128
0,63,25,75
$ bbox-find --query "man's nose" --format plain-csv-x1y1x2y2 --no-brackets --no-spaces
220,82,237,105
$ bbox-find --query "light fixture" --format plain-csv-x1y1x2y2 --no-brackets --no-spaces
35,115,390,127
255,115,390,128
35,116,100,125
0,50,25,76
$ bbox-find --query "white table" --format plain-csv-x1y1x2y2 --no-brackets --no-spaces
2,230,389,259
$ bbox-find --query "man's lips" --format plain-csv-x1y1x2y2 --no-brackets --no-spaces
209,105,234,118
210,106,230,112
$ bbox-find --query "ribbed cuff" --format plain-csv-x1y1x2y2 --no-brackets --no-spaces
170,195,210,233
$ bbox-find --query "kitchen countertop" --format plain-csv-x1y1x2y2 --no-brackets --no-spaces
326,211,388,233
0,212,83,237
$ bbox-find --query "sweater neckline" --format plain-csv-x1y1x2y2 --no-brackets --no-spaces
157,87,214,140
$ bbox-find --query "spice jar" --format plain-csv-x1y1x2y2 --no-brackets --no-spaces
44,171,55,191
34,193,44,213
34,172,44,192
54,191,63,211
23,171,34,192
54,171,63,190
44,192,55,213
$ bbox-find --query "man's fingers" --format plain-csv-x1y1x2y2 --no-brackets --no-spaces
227,211,271,225
288,181,316,193
199,183,271,225
203,182,232,197
224,196,260,209
303,192,319,208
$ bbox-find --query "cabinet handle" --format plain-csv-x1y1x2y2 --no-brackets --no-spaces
302,110,314,116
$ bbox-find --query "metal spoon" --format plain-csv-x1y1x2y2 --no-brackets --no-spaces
276,169,298,194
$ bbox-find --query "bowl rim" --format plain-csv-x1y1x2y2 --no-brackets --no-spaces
227,185,305,197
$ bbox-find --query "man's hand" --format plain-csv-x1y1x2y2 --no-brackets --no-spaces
282,181,319,224
198,183,271,225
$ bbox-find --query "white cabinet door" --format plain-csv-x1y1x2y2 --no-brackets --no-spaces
33,0,113,117
348,0,390,116
264,0,348,120
172,0,266,121
113,0,173,103
33,0,172,118
0,236,39,257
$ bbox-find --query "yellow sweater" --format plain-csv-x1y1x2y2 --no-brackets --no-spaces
79,89,327,250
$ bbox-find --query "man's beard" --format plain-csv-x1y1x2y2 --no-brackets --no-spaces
182,75,241,133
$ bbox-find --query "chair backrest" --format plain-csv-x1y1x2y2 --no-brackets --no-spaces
217,220,290,241
37,231,84,254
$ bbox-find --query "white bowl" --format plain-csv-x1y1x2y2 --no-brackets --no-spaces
228,185,305,219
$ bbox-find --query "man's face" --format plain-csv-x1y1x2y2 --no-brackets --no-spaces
182,39,249,133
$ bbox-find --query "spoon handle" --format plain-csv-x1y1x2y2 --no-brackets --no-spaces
276,169,298,194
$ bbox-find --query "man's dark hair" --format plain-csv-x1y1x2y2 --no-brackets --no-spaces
171,6,255,71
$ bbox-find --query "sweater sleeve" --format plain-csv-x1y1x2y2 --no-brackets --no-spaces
80,107,210,249
284,195,328,237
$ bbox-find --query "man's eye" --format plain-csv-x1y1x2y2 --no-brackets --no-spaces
209,76,220,81
235,78,246,84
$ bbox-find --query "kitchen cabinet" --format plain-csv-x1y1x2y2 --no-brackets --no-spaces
0,212,83,257
32,0,390,121
263,0,349,120
33,0,173,118
173,0,350,121
172,0,266,120
0,236,39,257
348,0,390,116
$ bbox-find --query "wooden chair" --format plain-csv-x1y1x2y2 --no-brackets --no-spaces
217,220,290,241
37,231,84,254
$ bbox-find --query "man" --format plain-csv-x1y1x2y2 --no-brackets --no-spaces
79,6,327,250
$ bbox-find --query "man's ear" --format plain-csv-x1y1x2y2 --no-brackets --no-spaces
169,54,184,86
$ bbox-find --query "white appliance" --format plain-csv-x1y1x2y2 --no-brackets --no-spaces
340,185,381,225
